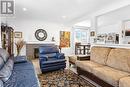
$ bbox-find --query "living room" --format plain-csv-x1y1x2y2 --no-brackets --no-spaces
0,0,130,87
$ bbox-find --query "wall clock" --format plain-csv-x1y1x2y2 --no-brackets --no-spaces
35,29,47,41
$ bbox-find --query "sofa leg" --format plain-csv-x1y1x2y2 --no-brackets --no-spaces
42,71,46,74
69,64,71,67
77,67,80,76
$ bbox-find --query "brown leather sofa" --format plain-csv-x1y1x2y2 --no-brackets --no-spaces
76,46,130,87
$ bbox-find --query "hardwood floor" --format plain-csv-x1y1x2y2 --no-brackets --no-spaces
32,59,42,74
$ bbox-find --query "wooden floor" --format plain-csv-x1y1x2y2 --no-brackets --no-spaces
32,59,42,74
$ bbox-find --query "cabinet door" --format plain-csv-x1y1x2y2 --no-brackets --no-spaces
1,26,14,55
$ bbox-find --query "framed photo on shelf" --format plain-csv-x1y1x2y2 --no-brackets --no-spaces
14,32,22,38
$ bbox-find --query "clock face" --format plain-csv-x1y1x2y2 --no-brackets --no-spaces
35,29,47,41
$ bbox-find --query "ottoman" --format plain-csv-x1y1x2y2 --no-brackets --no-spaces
68,55,77,66
68,55,90,67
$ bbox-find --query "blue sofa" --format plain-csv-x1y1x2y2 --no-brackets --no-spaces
39,45,66,73
0,48,40,87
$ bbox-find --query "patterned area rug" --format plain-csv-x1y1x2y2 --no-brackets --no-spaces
38,69,95,87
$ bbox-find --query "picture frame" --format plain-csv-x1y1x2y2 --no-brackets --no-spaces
90,31,95,36
60,31,70,48
14,32,22,38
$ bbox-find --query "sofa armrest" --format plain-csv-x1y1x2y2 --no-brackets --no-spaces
77,55,90,61
39,55,48,61
14,56,28,63
57,53,65,59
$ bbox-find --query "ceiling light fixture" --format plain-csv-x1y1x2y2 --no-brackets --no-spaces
62,16,67,19
23,8,27,11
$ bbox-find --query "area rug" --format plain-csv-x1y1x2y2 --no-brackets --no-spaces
38,69,96,87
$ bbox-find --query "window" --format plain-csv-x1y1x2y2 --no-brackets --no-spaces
74,28,89,43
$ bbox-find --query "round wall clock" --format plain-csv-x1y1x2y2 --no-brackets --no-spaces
35,29,47,41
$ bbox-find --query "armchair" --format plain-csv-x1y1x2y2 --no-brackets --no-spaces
39,45,66,73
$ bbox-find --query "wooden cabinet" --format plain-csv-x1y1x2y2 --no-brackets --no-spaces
1,25,14,55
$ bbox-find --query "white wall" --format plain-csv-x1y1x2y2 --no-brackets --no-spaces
97,23,121,34
1,18,74,56
2,0,130,55
88,1,130,44
94,5,130,44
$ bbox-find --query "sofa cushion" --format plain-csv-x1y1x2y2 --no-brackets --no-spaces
119,77,130,87
0,56,5,70
6,59,14,71
46,53,57,58
106,48,130,73
3,59,40,87
14,62,34,70
92,66,130,87
4,69,39,87
90,46,111,65
0,80,3,87
41,59,66,65
76,61,103,73
0,48,9,62
14,56,27,64
0,61,12,82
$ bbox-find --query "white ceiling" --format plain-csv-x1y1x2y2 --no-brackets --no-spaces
14,0,122,25
97,5,130,27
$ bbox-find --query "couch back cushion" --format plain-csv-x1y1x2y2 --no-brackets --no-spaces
0,80,3,87
90,46,111,65
0,58,14,82
106,48,130,72
0,56,4,70
39,45,59,54
6,58,14,71
0,48,9,62
46,53,57,58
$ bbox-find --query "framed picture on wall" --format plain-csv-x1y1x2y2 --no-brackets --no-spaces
14,32,22,38
90,31,95,36
60,31,70,48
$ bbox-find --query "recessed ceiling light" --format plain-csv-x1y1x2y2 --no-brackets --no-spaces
62,16,67,19
23,8,27,11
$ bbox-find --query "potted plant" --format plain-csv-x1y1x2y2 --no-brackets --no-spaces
15,39,25,56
